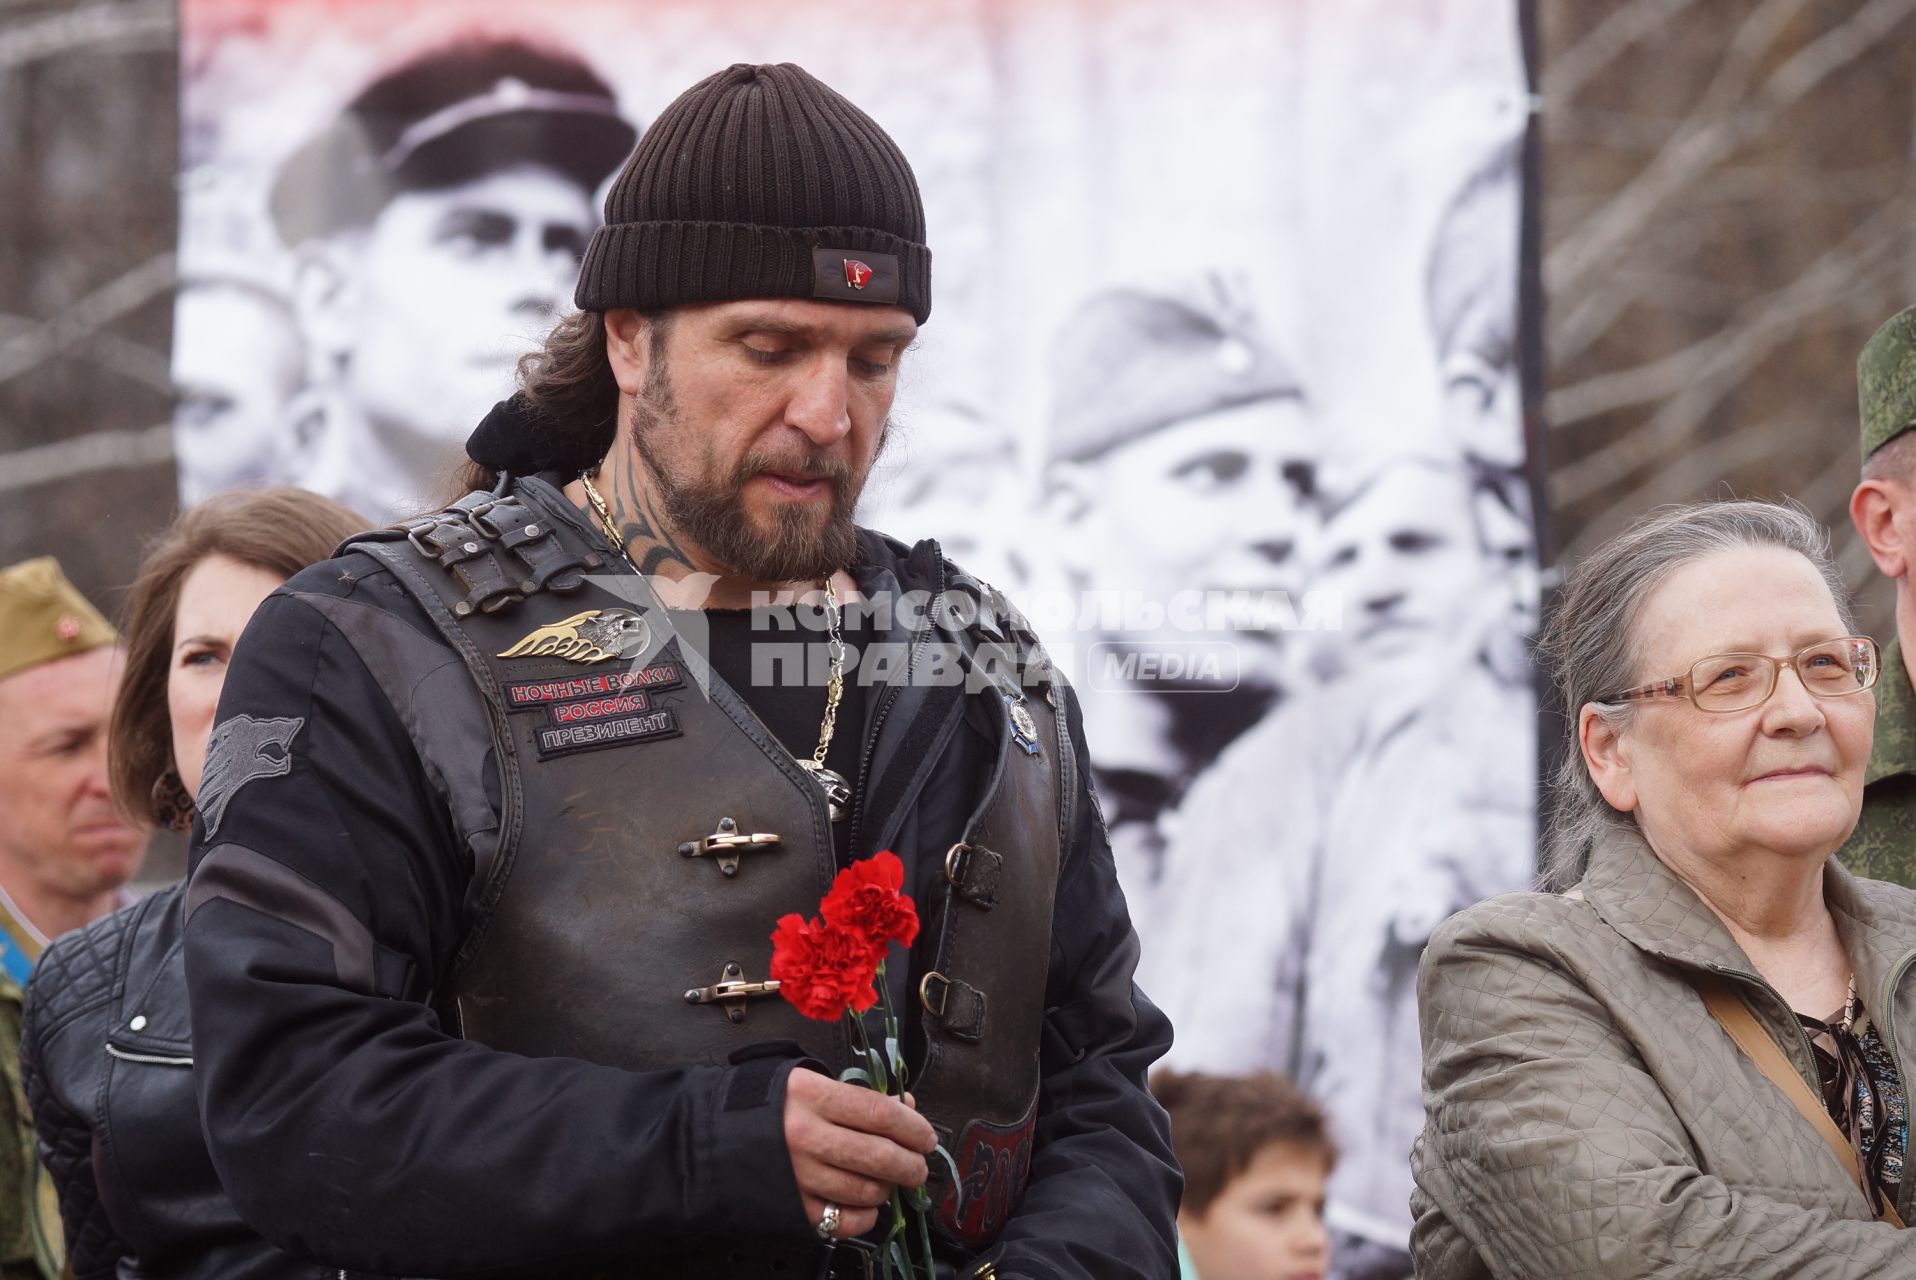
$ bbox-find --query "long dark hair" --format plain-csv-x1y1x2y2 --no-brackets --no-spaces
451,309,624,495
108,488,367,826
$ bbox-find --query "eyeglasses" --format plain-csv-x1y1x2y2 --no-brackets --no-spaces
1600,636,1880,713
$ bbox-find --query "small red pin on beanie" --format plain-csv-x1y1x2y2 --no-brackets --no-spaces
843,258,873,290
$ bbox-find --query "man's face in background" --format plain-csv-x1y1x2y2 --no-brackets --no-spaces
1084,396,1318,601
1052,394,1319,691
172,281,304,503
1309,461,1483,677
0,648,143,904
304,161,597,460
857,403,1026,588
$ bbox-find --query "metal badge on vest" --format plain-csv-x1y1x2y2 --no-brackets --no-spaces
350,483,852,1075
352,489,1073,1256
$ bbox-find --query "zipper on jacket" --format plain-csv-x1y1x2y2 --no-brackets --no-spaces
104,1043,192,1066
846,555,944,859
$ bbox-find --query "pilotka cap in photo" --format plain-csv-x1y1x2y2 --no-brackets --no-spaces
574,62,932,324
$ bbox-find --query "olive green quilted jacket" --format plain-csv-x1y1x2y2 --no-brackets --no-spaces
1412,826,1916,1278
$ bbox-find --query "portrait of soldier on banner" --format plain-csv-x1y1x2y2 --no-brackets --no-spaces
176,32,637,520
171,3,1539,1275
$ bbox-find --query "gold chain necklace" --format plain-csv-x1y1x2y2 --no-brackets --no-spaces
800,577,852,821
579,471,851,821
580,472,627,566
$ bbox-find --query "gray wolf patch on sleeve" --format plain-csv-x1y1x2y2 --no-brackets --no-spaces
198,714,304,837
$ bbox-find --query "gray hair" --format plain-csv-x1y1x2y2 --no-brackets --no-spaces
1538,498,1857,889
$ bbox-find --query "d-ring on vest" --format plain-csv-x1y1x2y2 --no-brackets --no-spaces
349,478,1068,1252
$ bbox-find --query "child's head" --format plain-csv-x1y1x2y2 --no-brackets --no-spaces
1152,1068,1335,1280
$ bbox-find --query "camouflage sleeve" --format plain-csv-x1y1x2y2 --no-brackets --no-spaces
1844,779,1916,888
0,987,57,1280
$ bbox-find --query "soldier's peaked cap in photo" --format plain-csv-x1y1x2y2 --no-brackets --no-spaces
1861,304,1916,460
574,63,932,325
270,39,636,247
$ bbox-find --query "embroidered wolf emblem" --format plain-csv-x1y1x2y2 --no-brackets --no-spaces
497,609,653,664
198,714,304,837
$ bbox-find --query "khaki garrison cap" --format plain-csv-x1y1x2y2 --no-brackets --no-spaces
0,557,117,684
1860,305,1916,459
1047,287,1301,466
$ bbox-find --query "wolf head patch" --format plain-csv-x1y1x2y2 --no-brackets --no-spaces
198,714,304,837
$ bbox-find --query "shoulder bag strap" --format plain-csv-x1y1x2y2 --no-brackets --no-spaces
1693,971,1906,1229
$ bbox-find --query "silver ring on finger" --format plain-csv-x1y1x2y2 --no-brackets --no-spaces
815,1201,842,1241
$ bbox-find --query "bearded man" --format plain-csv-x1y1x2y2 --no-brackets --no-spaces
183,62,1177,1280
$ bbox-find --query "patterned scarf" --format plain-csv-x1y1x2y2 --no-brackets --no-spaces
1799,989,1908,1217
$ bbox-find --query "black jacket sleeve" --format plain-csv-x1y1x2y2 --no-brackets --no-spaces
977,681,1181,1280
183,568,813,1276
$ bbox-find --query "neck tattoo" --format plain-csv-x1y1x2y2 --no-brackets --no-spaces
581,471,852,823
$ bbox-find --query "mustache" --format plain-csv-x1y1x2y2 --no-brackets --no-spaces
734,450,853,486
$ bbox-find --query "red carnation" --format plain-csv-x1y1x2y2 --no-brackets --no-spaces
821,850,920,958
769,912,882,1022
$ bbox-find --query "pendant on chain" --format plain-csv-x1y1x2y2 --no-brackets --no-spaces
799,759,853,823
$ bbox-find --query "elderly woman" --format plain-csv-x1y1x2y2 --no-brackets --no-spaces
20,488,362,1279
1413,499,1916,1277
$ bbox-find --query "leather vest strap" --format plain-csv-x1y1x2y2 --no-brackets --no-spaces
913,659,1066,1250
353,498,1069,1256
382,487,605,617
943,841,1004,908
1692,972,1906,1227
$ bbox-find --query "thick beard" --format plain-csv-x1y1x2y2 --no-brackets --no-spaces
629,361,872,584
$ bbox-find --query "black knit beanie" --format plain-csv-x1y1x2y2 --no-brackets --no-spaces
574,62,931,324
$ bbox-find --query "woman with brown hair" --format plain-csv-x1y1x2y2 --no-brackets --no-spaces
20,488,363,1280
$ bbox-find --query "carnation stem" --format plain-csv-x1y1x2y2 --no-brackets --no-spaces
914,1196,936,1280
846,958,934,1280
875,959,904,1087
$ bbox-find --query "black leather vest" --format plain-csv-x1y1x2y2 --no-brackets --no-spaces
352,479,1067,1252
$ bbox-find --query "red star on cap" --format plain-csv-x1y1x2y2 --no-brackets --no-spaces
56,614,81,643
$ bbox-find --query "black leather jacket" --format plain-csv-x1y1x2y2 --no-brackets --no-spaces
20,885,319,1280
180,477,1180,1279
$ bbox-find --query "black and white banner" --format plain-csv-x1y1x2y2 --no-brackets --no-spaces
177,1,1537,1268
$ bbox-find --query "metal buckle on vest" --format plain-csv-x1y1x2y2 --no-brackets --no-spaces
944,841,1003,908
919,970,987,1042
678,816,783,877
404,515,522,617
920,970,951,1018
684,961,782,1025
